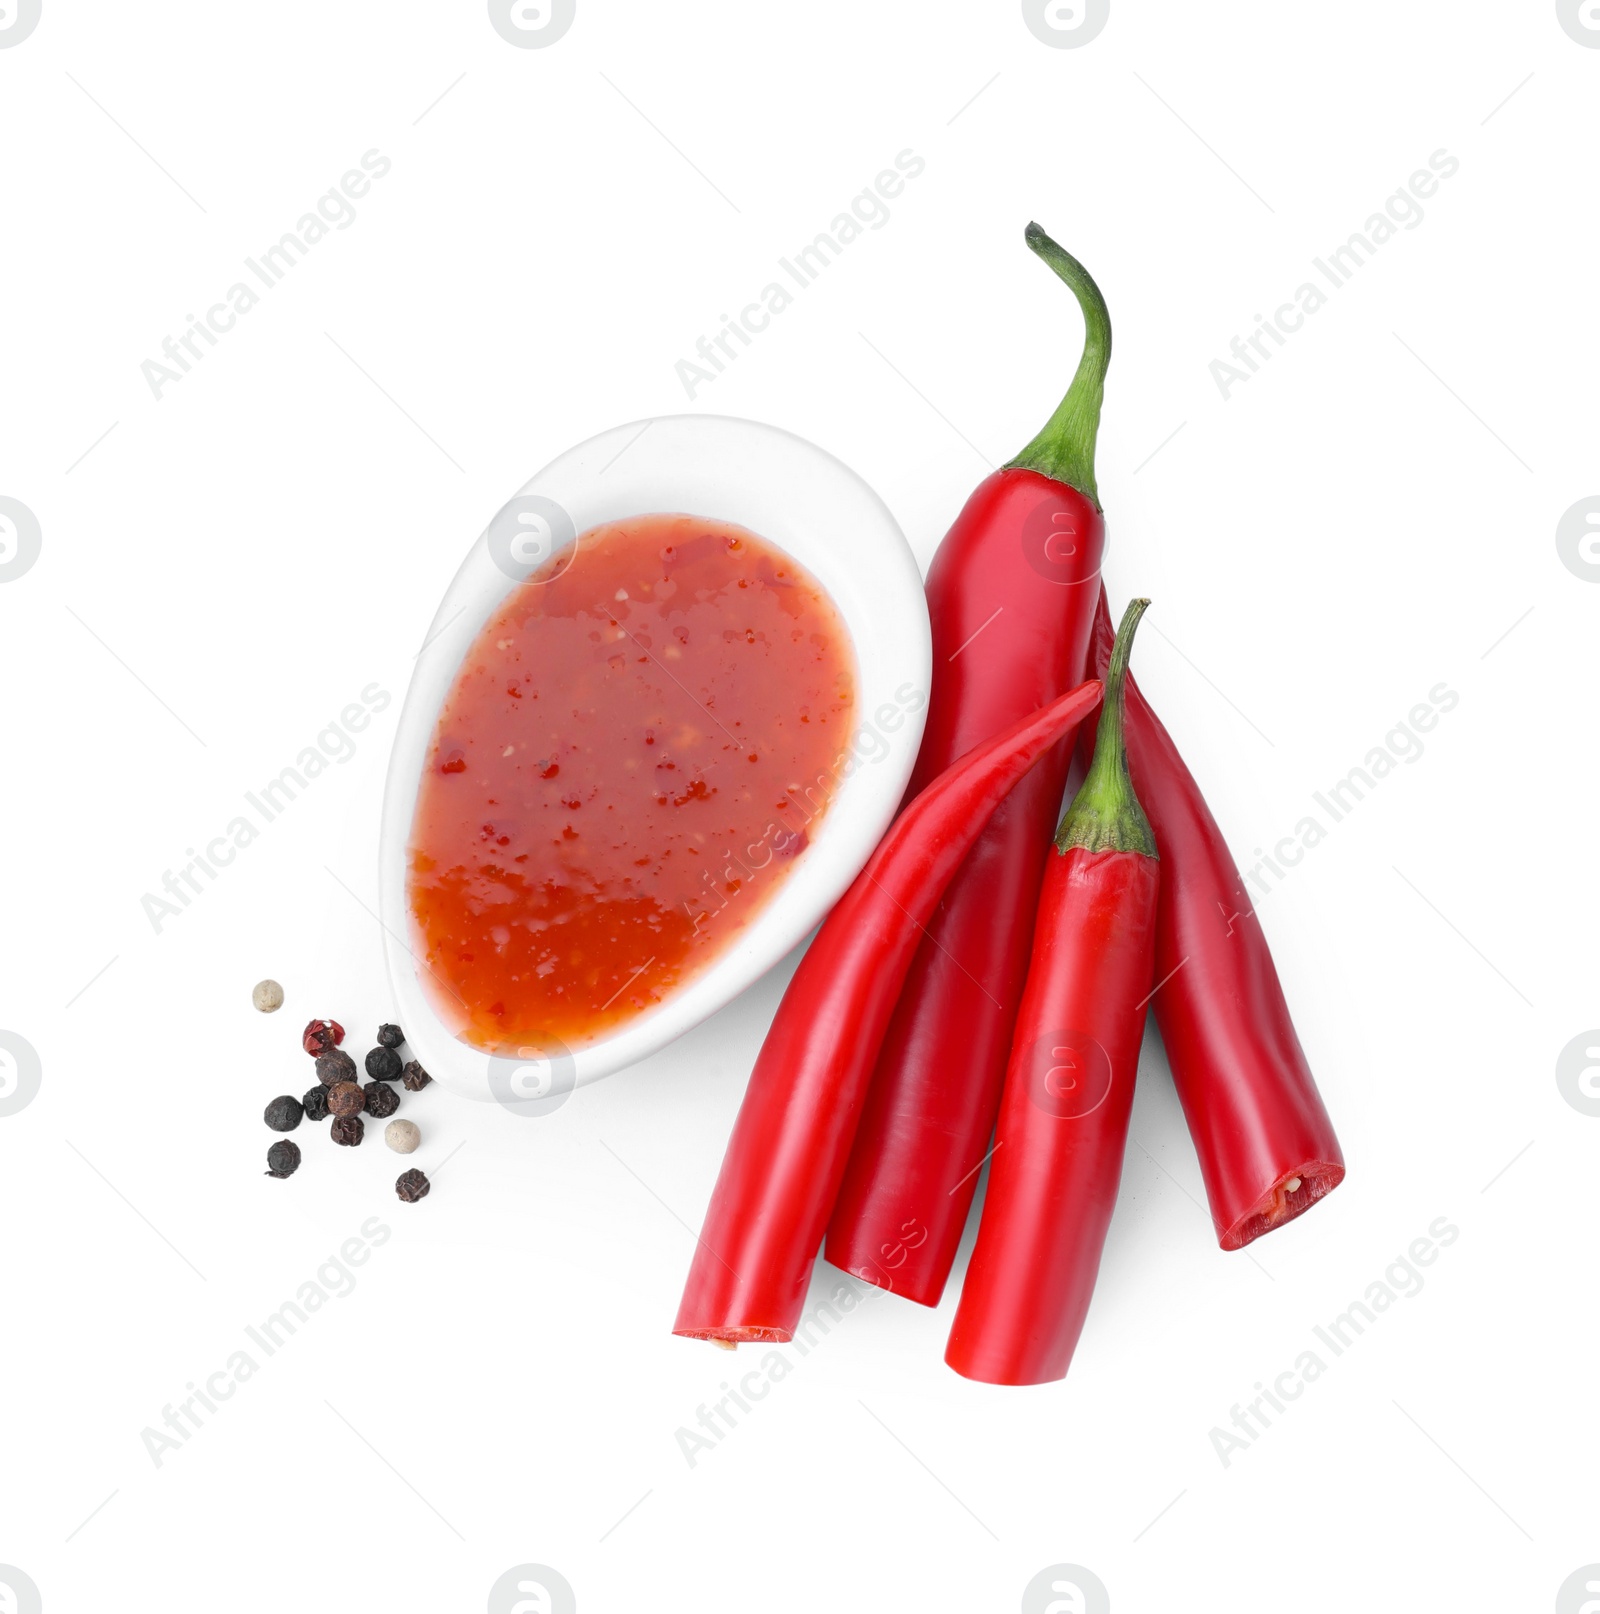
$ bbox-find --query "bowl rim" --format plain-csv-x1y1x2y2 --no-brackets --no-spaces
379,412,931,1106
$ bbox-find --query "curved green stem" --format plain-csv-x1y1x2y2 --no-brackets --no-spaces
1057,598,1156,858
1005,224,1112,509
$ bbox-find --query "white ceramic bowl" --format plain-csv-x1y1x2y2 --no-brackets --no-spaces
379,414,931,1106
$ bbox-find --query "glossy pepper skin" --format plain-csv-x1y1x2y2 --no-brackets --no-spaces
944,849,1157,1384
947,600,1158,1386
1085,591,1344,1247
673,678,1103,1346
825,229,1110,1307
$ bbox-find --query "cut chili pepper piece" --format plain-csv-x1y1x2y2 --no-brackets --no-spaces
825,227,1112,1307
947,599,1157,1386
1084,589,1344,1247
673,676,1104,1347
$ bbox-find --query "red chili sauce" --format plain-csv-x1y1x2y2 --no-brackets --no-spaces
408,513,857,1054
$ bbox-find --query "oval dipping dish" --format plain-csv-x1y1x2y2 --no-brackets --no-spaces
380,414,932,1105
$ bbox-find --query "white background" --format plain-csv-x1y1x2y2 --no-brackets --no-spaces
2,2,1595,1610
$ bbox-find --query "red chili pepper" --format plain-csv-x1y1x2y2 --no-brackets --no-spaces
674,676,1104,1345
946,599,1157,1386
825,226,1112,1307
1084,589,1344,1247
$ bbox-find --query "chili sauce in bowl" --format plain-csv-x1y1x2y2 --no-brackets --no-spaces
379,414,930,1102
407,513,856,1054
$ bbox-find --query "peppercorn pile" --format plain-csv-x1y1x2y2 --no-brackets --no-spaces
253,983,435,1203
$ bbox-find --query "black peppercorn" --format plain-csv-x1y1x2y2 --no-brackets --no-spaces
363,1080,400,1119
365,1045,403,1082
316,1047,357,1087
301,1084,330,1123
330,1113,365,1147
376,1023,405,1049
401,1060,432,1092
327,1080,364,1119
395,1168,430,1203
264,1095,303,1132
266,1140,302,1178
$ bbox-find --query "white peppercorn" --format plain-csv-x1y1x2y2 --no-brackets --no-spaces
252,979,285,1013
385,1119,421,1154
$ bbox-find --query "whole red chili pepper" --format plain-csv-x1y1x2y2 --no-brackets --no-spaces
946,599,1157,1387
824,226,1111,1306
1084,590,1344,1246
674,677,1103,1345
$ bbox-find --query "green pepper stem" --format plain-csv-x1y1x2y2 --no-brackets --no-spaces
1056,598,1156,858
1004,224,1112,509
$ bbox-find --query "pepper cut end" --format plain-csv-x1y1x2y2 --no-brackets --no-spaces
1005,224,1111,508
1056,598,1156,858
674,1324,792,1346
1221,1160,1346,1249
